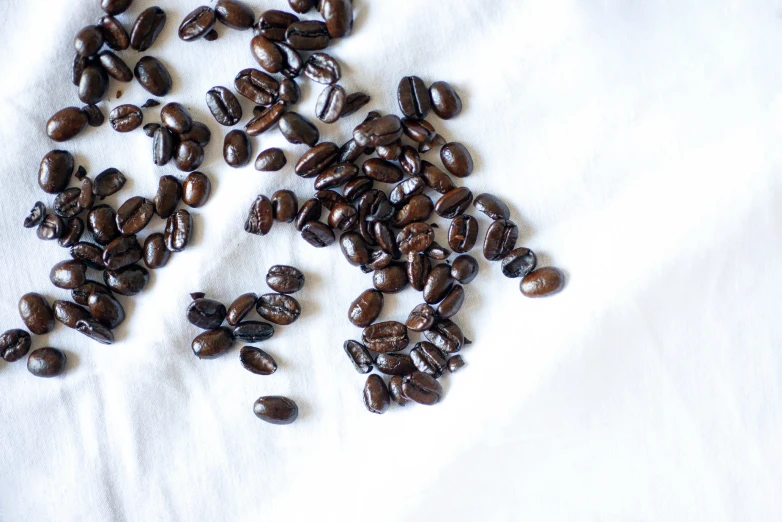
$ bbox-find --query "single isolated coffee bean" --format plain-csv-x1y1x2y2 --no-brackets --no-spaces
109,104,143,132
429,81,462,120
153,127,175,166
143,233,170,269
253,396,298,424
294,198,321,231
240,346,277,375
271,190,298,222
58,218,85,248
206,86,242,126
348,289,383,327
266,265,305,294
344,340,373,374
320,0,353,38
0,329,32,363
375,353,416,376
410,342,447,378
47,107,89,142
226,293,257,326
88,292,125,329
179,6,216,41
473,193,510,221
406,303,437,332
424,319,464,354
363,374,390,414
160,103,192,134
286,21,330,51
74,26,104,57
24,201,47,228
234,321,274,343
82,104,105,127
295,142,339,177
103,264,149,296
154,175,182,218
437,285,465,319
300,221,335,247
38,150,73,193
246,101,286,136
279,112,319,146
50,259,88,289
71,242,105,270
192,327,235,359
440,142,473,178
224,130,252,167
315,84,346,124
341,92,370,118
187,298,227,329
304,53,341,84
215,0,255,30
103,235,142,270
362,321,408,353
257,9,299,41
245,195,273,235
78,65,109,105
398,76,431,120
130,7,167,51
502,248,537,278
134,56,172,96
175,140,205,172
102,0,133,16
448,214,479,253
180,121,212,147
401,371,443,405
99,16,130,51
93,168,126,199
255,148,287,172
520,267,565,297
256,293,301,325
483,219,518,261
235,68,279,105
37,215,65,241
75,318,114,344
164,209,192,252
435,187,474,219
27,348,67,378
116,197,154,235
182,172,211,208
19,293,55,335
388,375,407,406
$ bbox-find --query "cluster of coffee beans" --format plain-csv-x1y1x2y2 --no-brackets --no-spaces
139,103,214,171
186,265,305,425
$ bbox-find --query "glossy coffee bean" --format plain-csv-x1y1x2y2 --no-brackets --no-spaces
402,118,436,143
406,252,431,291
102,235,142,270
341,92,370,118
47,107,89,142
37,214,64,241
371,263,407,293
270,190,297,223
426,242,451,261
473,193,510,221
280,41,305,78
502,248,537,279
304,53,341,84
340,232,370,266
254,396,298,424
70,242,105,270
279,112,319,146
420,161,455,194
295,142,339,177
423,263,454,304
24,201,46,228
294,198,321,231
266,266,305,294
315,85,346,124
344,340,373,374
246,101,286,136
257,10,298,41
78,178,95,209
288,0,314,14
406,303,437,332
206,86,242,126
78,65,109,105
52,188,83,219
154,175,181,218
362,250,392,273
241,346,277,375
104,264,149,295
19,293,55,335
372,221,398,256
142,99,161,108
72,53,89,86
376,353,416,376
175,140,205,172
116,197,153,236
93,168,126,198
300,221,335,247
338,139,366,164
226,293,257,326
164,209,192,252
448,355,465,373
50,259,88,289
134,57,172,96
279,78,300,104
192,327,235,359
38,150,73,193
402,371,443,405
76,318,114,344
98,16,130,51
388,177,425,208
235,68,279,105
58,218,85,248
234,321,274,343
286,20,330,50
215,0,255,30
397,222,434,255
315,163,358,190
181,172,211,208
424,319,464,354
143,233,170,269
429,81,462,119
109,104,143,132
245,195,273,235
0,329,31,362
388,375,407,406
363,374,390,414
348,289,383,327
180,121,211,147
74,26,104,57
250,35,284,74
483,219,518,261
344,177,373,201
440,143,473,178
398,76,431,120
358,190,393,224
223,130,252,168
411,342,447,378
328,203,359,231
179,6,216,41
398,146,421,177
82,104,105,127
392,194,434,228
160,103,192,134
153,127,175,166
27,348,66,378
88,292,125,329
354,115,403,148
255,148,287,171
435,187,473,219
98,51,132,83
362,158,403,184
437,285,464,319
448,214,478,253
131,7,166,51
187,298,227,329
52,300,91,329
102,0,133,16
256,294,300,325
320,0,352,38
72,281,112,306
520,267,565,297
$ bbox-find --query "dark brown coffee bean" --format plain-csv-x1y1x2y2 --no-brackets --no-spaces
473,194,510,222
339,232,370,266
88,292,125,329
256,293,301,325
223,130,252,167
328,202,359,231
179,6,216,41
49,259,87,289
435,187,473,219
175,140,205,172
93,169,125,199
344,340,373,374
70,242,105,269
255,148,287,172
103,264,149,295
0,329,31,362
423,263,453,304
406,252,431,291
440,142,473,178
376,141,402,161
362,158,403,184
181,172,211,208
153,175,181,218
354,115,403,148
37,214,64,241
78,64,109,105
402,371,443,405
82,104,105,127
388,375,407,406
246,101,286,136
397,222,434,255
226,293,258,326
398,76,431,120
402,118,436,143
392,194,434,228
300,221,335,247
75,318,114,344
520,267,565,297
74,25,104,57
131,7,166,51
27,348,66,378
52,300,91,329
426,242,451,261
241,346,277,375
160,103,192,134
103,235,142,270
19,293,55,335
115,197,153,236
337,139,366,164
99,16,130,51
144,123,160,137
447,355,465,373
266,265,305,294
286,20,330,50
363,374,390,414
134,56,172,96
295,142,339,177
278,41,305,78
24,201,47,228
429,81,462,119
288,0,314,14
420,161,455,194
164,209,192,252
344,177,374,201
234,321,274,342
187,298,227,329
235,68,279,105
192,327,235,359
102,0,133,16
250,35,284,74
245,195,273,235
78,178,95,210
279,112,319,146
424,319,463,354
448,214,478,253
315,84,346,124
372,221,398,256
206,86,242,126
109,104,143,132
38,150,73,193
372,263,407,294
315,163,358,191
152,127,175,166
294,198,321,231
180,121,211,147
58,218,85,248
501,248,537,278
483,219,518,261
278,78,300,104
215,0,255,30
141,99,160,108
254,396,298,424
406,303,436,332
320,0,352,38
315,190,347,211
72,280,112,306
52,188,83,219
376,353,416,376
46,107,89,142
339,93,369,119
269,190,297,223
419,133,446,154
348,289,383,327
72,53,88,86
143,233,170,269
205,29,219,40
437,284,464,319
362,250,393,273
304,53,341,84
257,9,298,41
411,342,447,378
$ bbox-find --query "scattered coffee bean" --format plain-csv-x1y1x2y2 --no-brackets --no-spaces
256,294,301,325
72,280,112,305
440,142,473,177
410,342,447,378
50,260,88,289
253,396,298,424
406,252,430,291
294,198,321,231
192,327,235,359
397,222,434,255
354,115,403,148
288,0,314,14
223,130,252,168
24,201,47,229
254,148,287,172
398,76,431,120
160,103,192,134
429,81,462,119
304,53,341,84
206,86,243,126
27,348,66,378
234,321,274,343
392,194,434,228
435,187,473,219
102,0,133,16
437,284,464,319
362,321,408,353
320,0,353,38
483,219,518,261
266,265,305,294
187,298,227,329
501,248,537,278
179,6,216,41
363,374,390,414
423,263,454,304
420,161,455,194
104,264,149,295
341,92,370,118
19,293,55,335
58,218,84,249
78,65,109,105
109,104,143,132
388,375,407,406
143,233,170,269
343,177,373,201
286,20,330,50
406,303,437,332
134,57,172,96
37,215,65,241
131,7,167,51
424,319,463,354
344,340,373,374
71,241,105,270
180,121,212,147
245,195,273,235
88,292,125,329
271,190,298,222
447,355,465,373
279,112,319,146
152,127,175,166
103,235,142,271
401,371,442,405
47,107,89,142
226,293,258,326
295,142,340,178
235,68,279,105
402,118,436,143
246,101,286,136
53,300,91,329
520,267,565,297
164,209,192,252
0,329,32,363
300,221,335,247
175,140,205,172
240,346,277,375
375,352,416,376
82,104,105,127
74,25,104,57
348,289,383,327
279,77,300,104
182,172,211,208
316,84,346,123
473,193,510,221
76,318,115,344
448,214,479,254
215,0,255,30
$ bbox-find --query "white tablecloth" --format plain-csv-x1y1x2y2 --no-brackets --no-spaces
1,0,780,520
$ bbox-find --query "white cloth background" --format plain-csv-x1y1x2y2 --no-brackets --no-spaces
0,0,780,520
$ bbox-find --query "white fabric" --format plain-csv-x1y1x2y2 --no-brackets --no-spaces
0,0,780,520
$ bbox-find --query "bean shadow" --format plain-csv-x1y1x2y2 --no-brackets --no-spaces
298,269,322,321
64,349,80,373
294,397,311,422
188,211,205,248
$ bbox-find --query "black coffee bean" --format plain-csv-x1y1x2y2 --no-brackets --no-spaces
278,78,300,104
27,348,67,378
256,294,301,325
401,371,443,405
344,340,373,374
348,288,383,327
341,92,370,118
448,214,479,253
235,68,279,105
353,115,403,148
388,375,407,406
58,218,85,248
0,329,31,362
398,76,431,120
206,86,242,126
266,265,305,294
104,264,149,295
109,104,143,132
406,252,431,291
142,99,160,108
71,242,105,270
98,16,130,51
88,292,125,329
72,280,112,305
285,20,330,50
271,190,298,222
279,112,319,146
52,188,83,219
288,0,314,14
397,222,434,255
406,303,436,332
223,130,252,168
440,142,473,178
76,318,115,344
337,139,366,164
424,319,463,354
362,158,403,184
226,293,258,326
426,242,451,261
437,284,464,319
175,140,205,172
234,321,275,343
102,0,133,16
392,194,434,228
144,123,160,137
86,204,119,245
429,81,462,119
187,298,227,329
179,6,216,41
152,127,175,166
402,118,436,143
257,9,299,41
164,209,192,252
46,107,89,142
24,201,46,228
215,0,255,30
435,187,473,219
315,84,346,124
37,214,64,241
182,172,211,208
320,0,352,38
246,101,286,136
376,353,416,376
253,396,298,424
93,168,126,198
304,53,341,84
82,104,105,127
363,374,390,414
502,248,537,278
154,175,182,218
295,142,339,177
520,267,565,298
339,231,370,266
483,219,518,261
420,161,455,195
179,121,211,147
410,342,447,378
373,264,408,294
103,235,142,270
300,221,335,247
245,194,273,235
294,198,321,231
134,56,172,96
116,197,154,235
160,103,192,134
130,7,167,51
328,202,359,231
38,150,73,193
143,233,170,269
344,177,374,201
53,300,92,329
192,327,235,359
241,346,278,375
19,293,55,335
50,259,87,289
422,263,453,305
74,25,104,57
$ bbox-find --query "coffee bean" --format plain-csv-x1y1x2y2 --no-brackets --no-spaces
500,247,537,279
46,107,89,142
78,178,95,209
37,215,64,241
406,303,436,332
392,194,434,228
401,371,442,405
301,221,335,247
160,103,192,134
152,175,181,219
52,188,82,219
435,187,473,219
343,177,373,201
109,104,143,133
179,6,216,41
447,355,465,373
226,293,257,326
266,265,305,294
0,329,31,362
72,53,89,86
187,298,227,329
448,214,478,254
402,118,436,143
337,139,366,164
288,0,314,14
294,198,321,231
475,194,511,222
245,195,273,235
363,374,390,414
271,190,297,223
180,172,210,208
406,252,431,291
102,0,133,16
304,53,341,84
223,130,252,168
440,143,474,179
359,189,393,224
144,123,160,137
483,219,518,261
175,140,205,172
340,92,370,118
279,78,300,104
410,342,447,378
234,321,275,343
206,86,242,126
429,81,462,119
285,20,330,50
255,148,287,172
152,127,175,166
437,284,464,319
246,101,286,136
254,396,298,424
376,141,402,161
27,348,66,378
362,250,392,273
256,293,301,325
279,112,319,145
204,28,217,41
70,242,105,270
344,340,373,374
143,233,170,269
376,353,416,376
250,35,285,74
372,221,398,256
104,264,149,296
295,142,339,177
74,26,104,57
348,289,383,327
58,218,85,248
354,115,403,148
315,163,358,191
78,65,109,105
19,293,55,335
317,188,350,210
215,0,255,30
423,263,453,304
320,0,352,38
115,197,153,236
339,232,370,267
141,99,160,108
82,104,105,127
52,300,91,330
235,68,279,105
92,169,125,199
88,292,125,329
241,346,277,375
256,9,298,41
371,263,407,294
426,242,451,261
180,121,212,147
192,327,235,359
313,84,345,124
362,158,403,184
131,7,166,51
38,150,73,193
103,235,142,271
164,209,192,252
388,375,407,406
134,56,172,96
328,202,359,231
419,161,454,195
72,280,112,306
397,222,434,255
520,267,565,297
49,259,87,290
424,319,463,354
398,76,431,120
98,15,130,51
76,318,114,344
24,201,46,228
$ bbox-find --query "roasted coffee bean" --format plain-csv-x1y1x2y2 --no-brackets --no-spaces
144,123,160,137
295,142,339,177
103,235,142,270
143,233,170,269
402,371,443,405
53,300,91,329
279,112,319,146
372,221,398,256
226,293,257,326
304,53,341,84
426,242,451,261
215,0,255,30
397,222,434,255
420,161,455,194
109,104,143,132
245,195,273,235
191,293,207,301
320,0,352,38
288,0,314,14
441,142,473,178
294,198,321,231
24,201,46,228
180,121,211,147
278,78,300,104
116,197,154,236
344,340,373,374
341,92,370,118
266,266,305,294
473,195,510,223
131,7,166,51
520,267,565,297
344,177,373,201
348,289,383,327
257,9,298,41
254,396,298,424
88,292,125,329
317,189,349,210
59,218,85,248
423,263,454,304
312,85,345,125
205,29,218,40
362,158,403,184
78,65,109,105
392,194,434,228
406,303,436,332
78,177,94,208
254,148,287,172
256,294,301,325
447,355,465,373
398,76,431,120
50,259,88,289
285,20,330,50
411,342,447,378
502,248,537,278
206,86,242,126
363,374,390,414
192,327,235,359
71,242,105,270
338,139,366,164
93,169,125,199
37,215,64,241
160,103,192,134
435,187,473,219
152,127,175,166
328,203,359,231
339,232,370,266
424,319,463,354
99,16,130,51
250,35,285,74
483,219,518,261
437,284,464,319
134,56,172,96
175,140,205,171
153,175,181,218
429,81,462,119
74,26,104,57
376,141,402,161
179,6,216,41
47,107,89,142
388,375,407,406
19,293,55,335
27,348,66,378
300,221,335,247
187,298,227,329
402,118,436,143
38,150,73,193
373,263,407,294
362,250,392,272
234,321,274,342
82,104,105,127
270,190,297,223
240,346,277,375
164,209,192,252
280,39,305,78
354,115,403,148
76,318,114,344
246,101,286,136
142,99,160,108
223,130,252,167
407,252,431,291
376,353,416,376
102,0,133,16
419,133,446,153
52,188,83,219
72,280,112,305
181,172,210,208
104,264,148,295
315,163,358,191
235,68,279,105
0,329,31,363
448,214,478,253
72,53,88,86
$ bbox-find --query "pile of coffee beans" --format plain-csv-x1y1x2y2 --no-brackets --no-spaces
185,265,305,425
